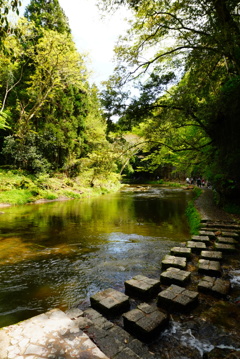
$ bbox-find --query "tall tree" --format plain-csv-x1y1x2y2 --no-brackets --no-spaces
100,0,240,201
24,0,71,34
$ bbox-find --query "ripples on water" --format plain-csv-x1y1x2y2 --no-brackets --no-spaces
0,186,191,327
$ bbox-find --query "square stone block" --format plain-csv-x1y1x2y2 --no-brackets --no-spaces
170,247,192,258
90,288,130,317
216,237,238,244
123,303,169,342
187,241,206,253
198,276,231,297
198,259,221,277
157,284,198,312
191,235,211,244
199,231,216,239
214,242,236,253
161,255,187,270
160,267,191,286
200,250,223,261
124,275,160,300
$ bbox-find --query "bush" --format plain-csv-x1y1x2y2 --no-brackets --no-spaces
185,200,201,235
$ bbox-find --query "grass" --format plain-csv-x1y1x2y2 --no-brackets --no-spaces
0,169,121,206
0,189,34,205
185,187,202,235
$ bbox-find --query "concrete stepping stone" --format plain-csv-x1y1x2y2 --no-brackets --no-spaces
200,250,223,261
202,222,240,231
214,242,236,253
82,308,154,359
90,288,130,317
170,246,192,258
161,255,187,270
199,230,216,238
198,276,231,297
198,259,221,277
187,241,206,253
122,303,169,342
216,237,238,244
201,229,239,240
124,275,160,300
157,284,198,312
160,267,191,286
191,235,211,244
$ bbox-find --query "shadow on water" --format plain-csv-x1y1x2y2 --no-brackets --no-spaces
0,185,192,327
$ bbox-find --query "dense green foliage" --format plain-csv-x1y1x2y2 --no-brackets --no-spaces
0,0,121,191
99,0,240,204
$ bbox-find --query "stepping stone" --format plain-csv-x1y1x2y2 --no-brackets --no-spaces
160,267,191,286
200,250,223,261
214,242,236,253
122,303,169,342
161,255,187,270
157,284,198,313
216,237,238,244
187,241,206,253
198,276,231,297
203,222,240,231
191,235,211,244
90,288,130,317
199,230,216,238
198,259,221,277
124,275,160,300
221,231,239,237
170,246,192,258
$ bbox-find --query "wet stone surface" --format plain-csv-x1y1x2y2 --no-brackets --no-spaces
161,255,187,270
198,276,231,297
157,284,199,312
198,259,221,277
124,275,160,301
90,288,130,317
81,308,155,359
123,303,169,342
160,267,191,286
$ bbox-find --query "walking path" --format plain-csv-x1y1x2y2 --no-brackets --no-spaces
0,188,239,359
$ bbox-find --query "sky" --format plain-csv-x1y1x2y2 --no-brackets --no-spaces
19,0,131,87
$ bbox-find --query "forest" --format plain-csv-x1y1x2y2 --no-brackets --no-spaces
0,0,239,208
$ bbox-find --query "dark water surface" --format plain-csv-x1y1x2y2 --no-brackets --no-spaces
0,185,191,328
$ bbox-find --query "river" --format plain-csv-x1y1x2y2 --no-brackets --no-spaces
0,185,191,328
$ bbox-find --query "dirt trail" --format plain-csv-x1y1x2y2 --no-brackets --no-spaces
195,188,233,222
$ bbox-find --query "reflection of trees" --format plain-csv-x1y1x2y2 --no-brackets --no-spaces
0,188,189,246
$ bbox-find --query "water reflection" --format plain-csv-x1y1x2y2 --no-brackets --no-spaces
0,186,191,327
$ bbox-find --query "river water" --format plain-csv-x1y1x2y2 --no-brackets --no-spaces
0,185,191,328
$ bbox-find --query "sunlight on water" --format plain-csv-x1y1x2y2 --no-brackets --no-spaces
0,186,191,327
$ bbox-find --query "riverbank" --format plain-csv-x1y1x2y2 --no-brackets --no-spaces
0,168,122,207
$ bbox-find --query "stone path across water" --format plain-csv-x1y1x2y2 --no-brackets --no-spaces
0,189,239,358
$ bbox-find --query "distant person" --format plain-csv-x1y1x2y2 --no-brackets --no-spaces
197,178,201,187
186,177,190,184
202,179,205,186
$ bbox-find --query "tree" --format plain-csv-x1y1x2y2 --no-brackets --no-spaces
99,0,240,201
0,0,22,43
24,0,71,34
